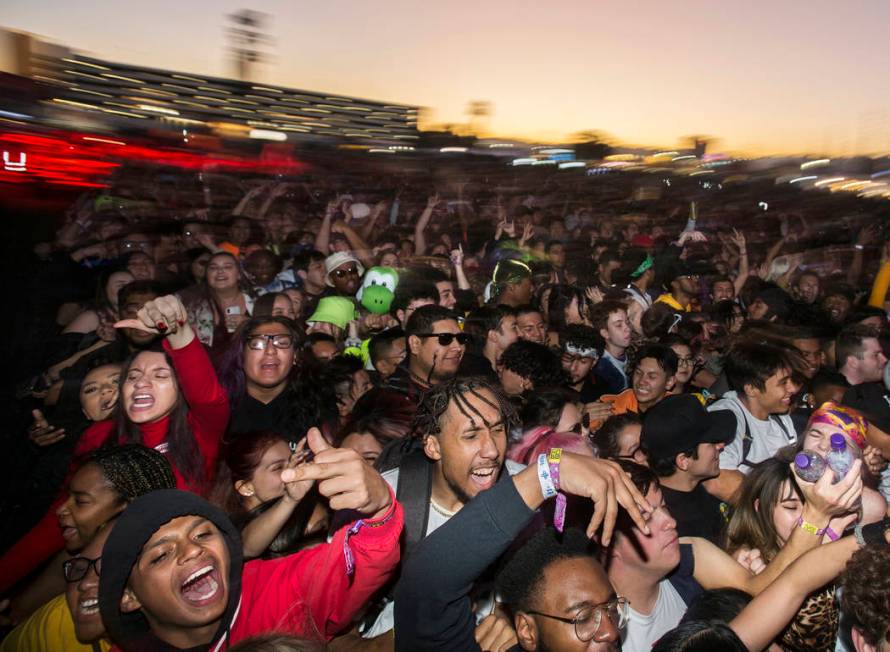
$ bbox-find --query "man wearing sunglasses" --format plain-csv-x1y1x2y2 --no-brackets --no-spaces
324,251,365,297
385,304,467,398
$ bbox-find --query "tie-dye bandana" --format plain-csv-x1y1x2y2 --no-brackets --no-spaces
807,401,868,450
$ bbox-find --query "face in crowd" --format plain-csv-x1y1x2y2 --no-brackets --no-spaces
120,515,231,646
207,254,240,294
243,323,296,392
122,351,180,424
517,310,547,345
600,310,632,353
331,261,362,295
56,463,126,553
424,387,507,507
745,367,799,415
79,363,121,421
409,318,466,383
65,523,114,644
631,358,675,410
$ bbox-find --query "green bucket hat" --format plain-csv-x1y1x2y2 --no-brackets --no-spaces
307,296,358,330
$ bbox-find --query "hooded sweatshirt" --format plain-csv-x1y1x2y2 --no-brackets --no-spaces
99,489,402,651
0,336,229,594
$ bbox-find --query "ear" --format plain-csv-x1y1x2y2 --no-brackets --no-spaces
296,269,307,281
235,480,255,498
851,627,877,652
599,327,609,341
666,374,677,392
675,452,690,472
120,587,142,614
408,334,422,356
753,497,761,514
423,434,442,462
742,381,759,400
515,612,538,651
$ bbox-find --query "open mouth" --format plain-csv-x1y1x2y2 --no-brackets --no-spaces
130,393,155,410
60,524,78,541
469,466,498,489
100,397,118,412
78,597,99,617
179,565,222,606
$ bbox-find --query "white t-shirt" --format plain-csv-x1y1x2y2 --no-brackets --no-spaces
708,391,797,473
362,460,525,638
621,579,687,652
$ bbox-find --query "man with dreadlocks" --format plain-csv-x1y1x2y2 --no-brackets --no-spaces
359,377,526,642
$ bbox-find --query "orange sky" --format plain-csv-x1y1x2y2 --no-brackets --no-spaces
5,0,890,156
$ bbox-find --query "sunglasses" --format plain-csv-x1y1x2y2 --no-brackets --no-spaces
569,413,592,434
63,556,101,583
333,265,359,278
415,332,470,346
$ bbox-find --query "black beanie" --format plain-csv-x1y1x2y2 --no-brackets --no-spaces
98,489,244,652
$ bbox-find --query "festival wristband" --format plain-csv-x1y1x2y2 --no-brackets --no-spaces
824,527,840,542
796,516,826,537
537,454,557,499
548,448,567,533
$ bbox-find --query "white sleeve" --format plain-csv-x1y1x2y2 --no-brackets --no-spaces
709,403,744,471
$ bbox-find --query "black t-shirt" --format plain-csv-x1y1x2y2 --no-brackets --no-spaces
575,375,607,403
228,391,292,440
661,483,726,544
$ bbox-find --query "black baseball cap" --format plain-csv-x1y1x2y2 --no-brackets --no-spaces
641,394,736,462
842,382,890,435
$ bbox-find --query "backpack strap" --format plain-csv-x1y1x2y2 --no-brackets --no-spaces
396,448,434,561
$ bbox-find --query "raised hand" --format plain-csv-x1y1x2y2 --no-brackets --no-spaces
794,459,863,520
729,228,747,253
557,455,652,544
282,437,314,504
114,294,195,349
282,427,393,519
426,193,441,210
450,244,464,268
28,409,65,447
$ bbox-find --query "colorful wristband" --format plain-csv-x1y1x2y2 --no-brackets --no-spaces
548,448,566,533
824,527,840,542
537,454,557,499
796,516,826,537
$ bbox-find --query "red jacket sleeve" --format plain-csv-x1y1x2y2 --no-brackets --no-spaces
0,421,113,593
163,337,229,479
237,498,403,641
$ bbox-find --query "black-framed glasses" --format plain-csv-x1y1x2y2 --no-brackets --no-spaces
414,332,469,346
526,597,629,642
63,556,102,583
246,334,294,351
676,356,695,367
333,265,359,278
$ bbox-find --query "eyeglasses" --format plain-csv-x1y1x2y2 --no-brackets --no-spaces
246,334,294,351
414,332,469,346
63,556,101,583
333,265,359,278
676,356,695,367
527,597,629,642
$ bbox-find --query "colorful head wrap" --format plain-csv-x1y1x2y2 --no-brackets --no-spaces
630,254,654,279
807,401,868,450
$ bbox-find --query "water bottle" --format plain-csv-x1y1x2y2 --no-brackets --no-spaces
826,434,855,483
794,451,827,483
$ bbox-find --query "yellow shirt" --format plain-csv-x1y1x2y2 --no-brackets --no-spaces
0,594,111,652
655,293,691,311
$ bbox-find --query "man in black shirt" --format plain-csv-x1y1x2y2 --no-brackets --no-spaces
641,394,736,544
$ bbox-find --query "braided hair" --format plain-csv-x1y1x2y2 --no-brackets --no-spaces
412,376,519,439
85,444,176,503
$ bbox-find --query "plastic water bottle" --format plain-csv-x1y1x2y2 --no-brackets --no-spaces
826,434,855,483
794,451,827,483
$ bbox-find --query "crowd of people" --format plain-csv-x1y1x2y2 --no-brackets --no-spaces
1,154,890,652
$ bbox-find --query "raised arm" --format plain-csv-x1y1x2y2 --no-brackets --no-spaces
728,229,750,297
314,198,338,255
394,454,652,651
414,194,439,256
691,459,863,595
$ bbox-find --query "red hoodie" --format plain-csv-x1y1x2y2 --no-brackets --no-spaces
0,336,229,593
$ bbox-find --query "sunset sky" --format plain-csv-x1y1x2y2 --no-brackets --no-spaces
5,0,890,155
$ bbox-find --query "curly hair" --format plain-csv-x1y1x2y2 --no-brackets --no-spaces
500,340,568,389
841,544,890,648
412,376,519,439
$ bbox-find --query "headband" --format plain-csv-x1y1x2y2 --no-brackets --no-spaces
564,343,599,359
630,254,654,279
492,259,532,285
808,401,868,450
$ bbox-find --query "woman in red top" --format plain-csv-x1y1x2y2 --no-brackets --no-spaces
0,295,230,595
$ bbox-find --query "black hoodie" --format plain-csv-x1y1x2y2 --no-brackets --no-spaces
98,489,243,652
